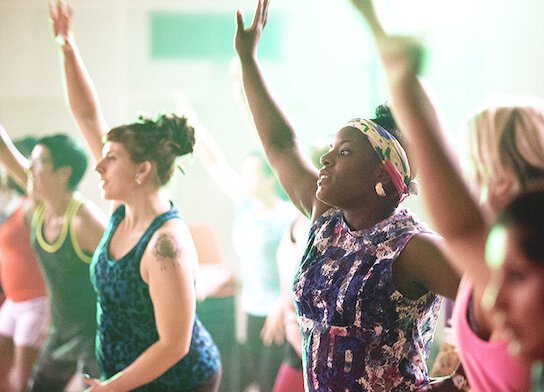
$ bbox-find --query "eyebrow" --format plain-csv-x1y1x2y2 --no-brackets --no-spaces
333,139,359,148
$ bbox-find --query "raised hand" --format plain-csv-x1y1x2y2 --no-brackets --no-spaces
350,0,424,78
350,0,385,38
234,0,270,61
377,35,425,79
48,0,73,43
351,0,376,22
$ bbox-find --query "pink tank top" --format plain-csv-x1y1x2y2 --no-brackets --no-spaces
452,276,530,391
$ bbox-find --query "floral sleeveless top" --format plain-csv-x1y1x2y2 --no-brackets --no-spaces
293,207,442,391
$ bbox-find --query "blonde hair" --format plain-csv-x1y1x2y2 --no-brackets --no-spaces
462,96,544,202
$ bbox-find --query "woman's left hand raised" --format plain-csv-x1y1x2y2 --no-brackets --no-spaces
48,0,73,44
234,0,270,62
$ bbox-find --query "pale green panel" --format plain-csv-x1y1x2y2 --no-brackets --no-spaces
150,12,285,60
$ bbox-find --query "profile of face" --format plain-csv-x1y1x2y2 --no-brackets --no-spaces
316,127,380,208
486,225,544,362
95,141,143,201
28,145,58,200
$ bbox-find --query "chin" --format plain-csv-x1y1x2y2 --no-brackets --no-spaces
101,190,115,201
316,190,334,207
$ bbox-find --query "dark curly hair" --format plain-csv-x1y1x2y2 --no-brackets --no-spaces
106,113,195,186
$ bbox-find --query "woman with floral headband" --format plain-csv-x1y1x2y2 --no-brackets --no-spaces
234,0,460,390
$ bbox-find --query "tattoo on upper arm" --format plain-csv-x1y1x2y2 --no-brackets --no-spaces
152,233,180,271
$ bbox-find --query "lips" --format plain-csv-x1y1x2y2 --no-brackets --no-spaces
317,170,331,187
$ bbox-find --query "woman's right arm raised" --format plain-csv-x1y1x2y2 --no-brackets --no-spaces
234,0,320,217
174,95,244,203
352,0,490,286
0,125,30,192
49,0,108,162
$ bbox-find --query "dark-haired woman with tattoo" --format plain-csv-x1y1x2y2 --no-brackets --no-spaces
49,2,221,391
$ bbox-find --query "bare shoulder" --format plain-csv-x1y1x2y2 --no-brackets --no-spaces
398,232,454,277
399,232,460,300
147,219,198,272
74,201,107,234
76,200,108,226
407,234,461,299
402,232,444,259
73,200,107,253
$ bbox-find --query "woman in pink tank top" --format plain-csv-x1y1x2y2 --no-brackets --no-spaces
0,138,49,392
351,1,544,390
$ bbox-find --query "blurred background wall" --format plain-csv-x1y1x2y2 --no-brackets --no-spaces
1,0,544,274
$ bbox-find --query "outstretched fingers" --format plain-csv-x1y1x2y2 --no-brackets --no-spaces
235,9,245,35
249,0,263,30
48,0,60,36
262,0,270,29
234,0,271,59
351,0,385,39
49,0,73,41
246,0,270,32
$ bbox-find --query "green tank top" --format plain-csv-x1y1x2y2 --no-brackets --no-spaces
31,196,97,358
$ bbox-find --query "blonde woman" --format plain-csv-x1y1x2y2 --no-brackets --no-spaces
351,0,544,390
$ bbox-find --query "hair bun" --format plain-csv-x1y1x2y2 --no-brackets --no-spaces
373,103,397,131
140,113,195,156
374,103,392,119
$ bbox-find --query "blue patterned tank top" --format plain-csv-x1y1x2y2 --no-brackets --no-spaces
90,204,221,391
293,207,442,391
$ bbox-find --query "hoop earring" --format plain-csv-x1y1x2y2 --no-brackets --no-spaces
375,182,386,197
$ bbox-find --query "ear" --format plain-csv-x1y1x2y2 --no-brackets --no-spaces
375,165,392,186
137,161,153,181
374,165,398,199
56,166,73,189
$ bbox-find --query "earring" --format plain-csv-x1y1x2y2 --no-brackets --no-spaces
135,176,142,185
375,182,386,197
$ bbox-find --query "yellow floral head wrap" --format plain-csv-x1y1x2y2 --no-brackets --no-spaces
346,118,417,202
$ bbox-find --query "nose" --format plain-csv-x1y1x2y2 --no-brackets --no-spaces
320,151,332,167
95,159,105,174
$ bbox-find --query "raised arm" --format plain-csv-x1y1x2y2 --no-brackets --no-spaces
49,0,108,162
174,95,244,202
0,124,30,192
234,0,323,218
351,0,489,286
